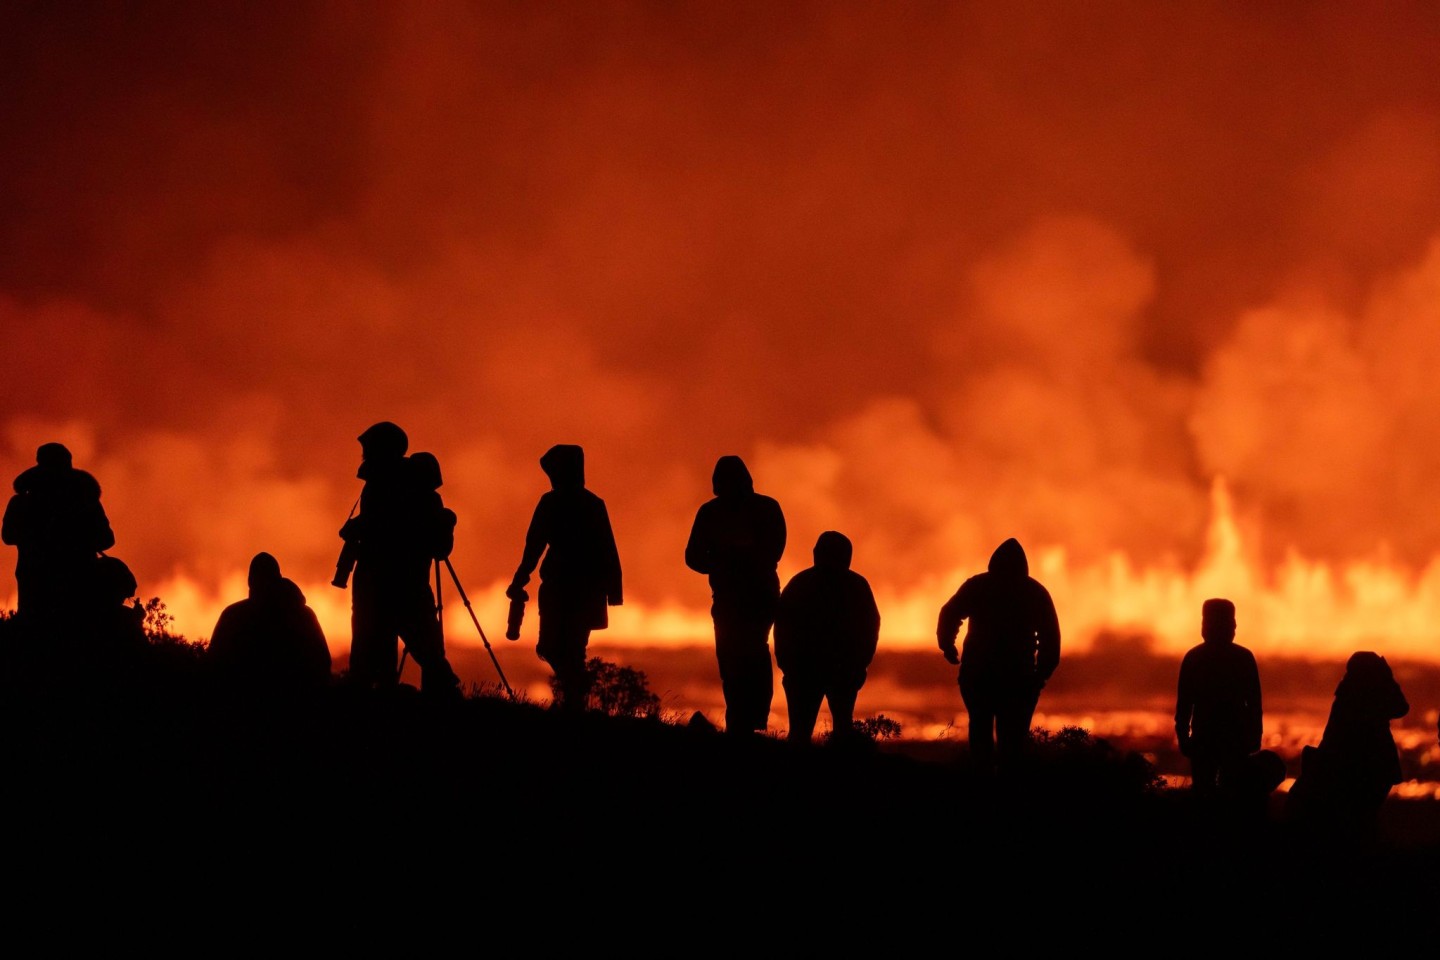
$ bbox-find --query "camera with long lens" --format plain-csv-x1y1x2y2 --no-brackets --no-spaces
505,595,527,640
332,539,359,589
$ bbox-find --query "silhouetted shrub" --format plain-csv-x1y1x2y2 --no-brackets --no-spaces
1028,725,1167,795
140,596,205,668
550,657,662,718
824,713,903,744
854,714,903,741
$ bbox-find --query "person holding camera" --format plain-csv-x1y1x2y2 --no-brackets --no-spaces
334,422,460,696
506,444,622,712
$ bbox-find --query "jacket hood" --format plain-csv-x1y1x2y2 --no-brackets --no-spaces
35,443,72,469
712,456,754,498
1335,651,1393,699
248,552,282,592
813,531,853,571
541,444,585,489
988,538,1028,577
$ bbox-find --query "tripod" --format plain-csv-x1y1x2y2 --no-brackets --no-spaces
399,557,515,699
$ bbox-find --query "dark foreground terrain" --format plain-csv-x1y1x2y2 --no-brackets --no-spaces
1,636,1437,951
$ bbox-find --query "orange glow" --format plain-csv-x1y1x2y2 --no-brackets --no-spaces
9,476,1437,669
6,4,1440,690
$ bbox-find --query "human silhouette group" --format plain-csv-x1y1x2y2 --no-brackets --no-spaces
2,427,1431,842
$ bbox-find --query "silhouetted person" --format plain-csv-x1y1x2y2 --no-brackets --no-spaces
507,445,622,711
336,422,461,696
86,553,146,662
937,538,1060,774
1174,598,1263,801
208,552,332,701
3,443,115,630
774,531,879,744
1287,651,1409,844
685,456,786,734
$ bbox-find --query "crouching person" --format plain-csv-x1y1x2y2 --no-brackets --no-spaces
774,531,880,744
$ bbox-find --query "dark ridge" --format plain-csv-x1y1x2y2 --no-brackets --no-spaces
1,618,1435,948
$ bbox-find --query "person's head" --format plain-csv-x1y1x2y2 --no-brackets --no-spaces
540,444,585,490
987,538,1028,577
711,455,754,498
248,552,283,593
95,555,138,605
1338,651,1393,694
1201,598,1236,644
410,451,443,490
812,531,853,571
357,422,408,462
35,442,73,471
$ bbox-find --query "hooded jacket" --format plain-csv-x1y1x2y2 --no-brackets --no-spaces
511,445,623,625
3,464,115,575
774,532,880,685
936,538,1060,681
1315,652,1409,790
208,554,332,695
684,456,786,599
1174,616,1262,758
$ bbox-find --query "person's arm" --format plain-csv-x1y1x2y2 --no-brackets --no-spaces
599,501,622,606
508,498,550,599
1386,675,1409,721
683,505,712,575
859,576,880,668
1245,651,1264,752
764,498,786,568
772,579,796,675
1,494,24,546
1175,656,1194,755
936,582,970,665
1035,585,1061,683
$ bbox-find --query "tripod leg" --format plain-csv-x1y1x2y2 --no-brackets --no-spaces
443,558,515,699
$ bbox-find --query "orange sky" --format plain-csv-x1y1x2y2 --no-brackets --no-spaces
5,2,1440,657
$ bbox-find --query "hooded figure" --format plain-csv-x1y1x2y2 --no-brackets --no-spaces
208,552,332,700
507,445,623,711
1287,651,1409,843
685,455,787,733
774,531,880,743
338,423,461,695
937,538,1060,772
1174,598,1263,799
86,553,147,661
3,443,116,630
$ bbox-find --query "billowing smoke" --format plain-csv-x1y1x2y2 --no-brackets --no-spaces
5,3,1440,652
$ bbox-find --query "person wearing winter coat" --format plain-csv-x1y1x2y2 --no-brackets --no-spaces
685,455,786,734
1287,651,1409,843
774,531,879,744
507,444,623,711
3,442,115,630
336,422,460,696
1174,598,1263,799
209,552,332,701
937,538,1060,774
